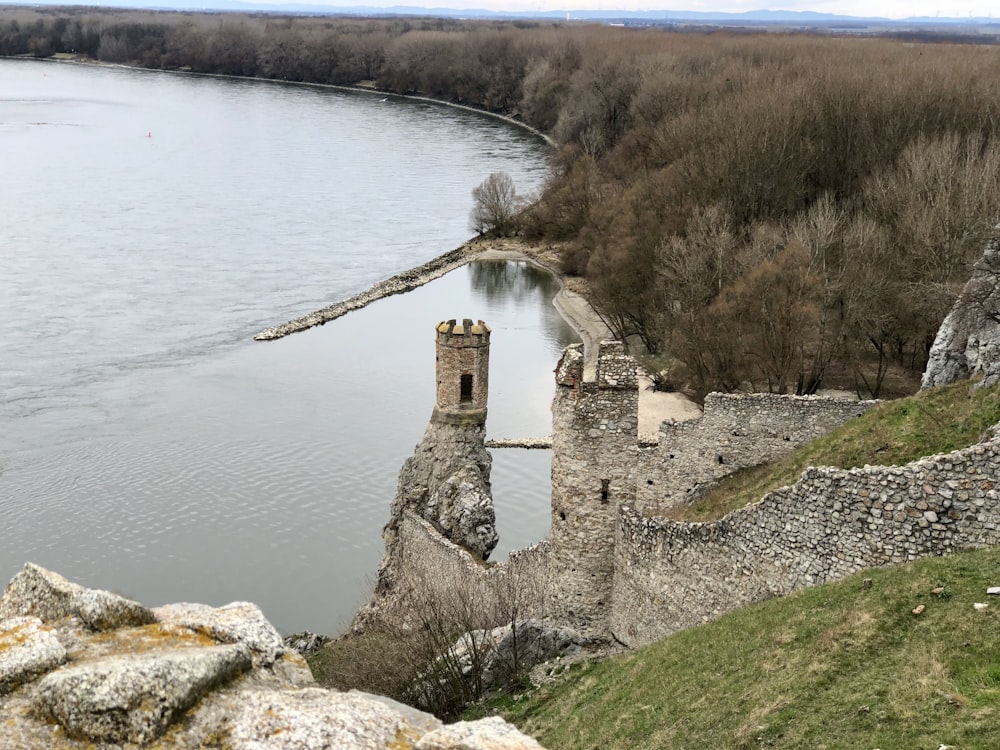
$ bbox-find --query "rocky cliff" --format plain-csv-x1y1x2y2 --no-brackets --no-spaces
0,563,542,749
923,225,1000,389
354,416,498,631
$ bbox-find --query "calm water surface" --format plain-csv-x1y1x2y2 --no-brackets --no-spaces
0,59,574,632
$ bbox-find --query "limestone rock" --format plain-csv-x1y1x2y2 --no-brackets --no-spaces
0,562,154,631
34,644,252,743
0,617,66,694
450,620,589,692
416,716,546,749
224,687,443,749
283,629,330,656
428,465,499,560
153,601,285,666
923,225,1000,389
0,564,547,749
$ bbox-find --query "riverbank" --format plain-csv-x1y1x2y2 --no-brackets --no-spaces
28,53,555,148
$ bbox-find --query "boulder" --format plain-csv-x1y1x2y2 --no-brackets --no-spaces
224,688,443,749
34,644,252,743
0,563,546,749
417,716,546,750
0,562,154,631
450,619,589,692
152,600,285,666
0,616,67,694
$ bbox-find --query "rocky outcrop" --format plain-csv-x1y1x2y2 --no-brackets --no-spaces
0,562,155,631
0,563,544,749
392,420,497,561
356,415,499,631
923,225,1000,389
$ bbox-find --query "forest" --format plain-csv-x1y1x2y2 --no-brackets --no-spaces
4,6,1000,398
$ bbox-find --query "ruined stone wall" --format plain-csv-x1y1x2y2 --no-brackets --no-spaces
636,393,878,513
611,434,1000,647
396,512,549,622
546,342,638,633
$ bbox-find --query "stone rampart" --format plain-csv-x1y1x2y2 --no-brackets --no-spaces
611,433,1000,647
637,392,878,513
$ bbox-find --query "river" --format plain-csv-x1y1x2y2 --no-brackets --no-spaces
0,58,574,633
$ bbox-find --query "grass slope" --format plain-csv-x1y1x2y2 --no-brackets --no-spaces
499,548,1000,750
670,380,1000,522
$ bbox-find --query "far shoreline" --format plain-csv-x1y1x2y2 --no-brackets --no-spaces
5,53,555,148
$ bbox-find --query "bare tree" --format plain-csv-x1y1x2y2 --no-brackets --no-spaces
470,172,521,236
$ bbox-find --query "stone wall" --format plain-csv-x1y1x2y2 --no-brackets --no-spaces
636,392,878,513
611,433,1000,647
392,511,549,624
546,342,638,634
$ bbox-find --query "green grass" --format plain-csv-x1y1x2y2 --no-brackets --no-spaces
670,380,1000,522
496,548,1000,750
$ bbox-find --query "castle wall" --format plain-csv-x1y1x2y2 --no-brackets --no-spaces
636,393,878,513
397,511,549,620
546,343,638,633
611,436,1000,647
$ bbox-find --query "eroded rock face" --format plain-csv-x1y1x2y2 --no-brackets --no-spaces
0,563,543,750
358,417,499,630
392,419,497,561
428,464,499,560
152,601,285,666
923,226,1000,389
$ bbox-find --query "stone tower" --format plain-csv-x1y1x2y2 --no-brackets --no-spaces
433,318,491,426
546,341,639,634
354,318,498,630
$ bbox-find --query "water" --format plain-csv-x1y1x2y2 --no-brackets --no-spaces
0,59,575,633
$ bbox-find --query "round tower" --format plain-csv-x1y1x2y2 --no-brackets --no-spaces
433,318,490,426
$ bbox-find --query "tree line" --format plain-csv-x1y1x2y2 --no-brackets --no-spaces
4,6,999,397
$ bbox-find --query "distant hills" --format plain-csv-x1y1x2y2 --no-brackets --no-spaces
0,0,995,27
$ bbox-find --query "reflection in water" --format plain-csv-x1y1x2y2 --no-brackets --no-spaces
468,261,578,350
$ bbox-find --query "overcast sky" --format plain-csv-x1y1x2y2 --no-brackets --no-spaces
228,0,995,19
7,0,994,20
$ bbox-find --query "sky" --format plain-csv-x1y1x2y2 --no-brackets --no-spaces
3,0,995,21
224,0,996,20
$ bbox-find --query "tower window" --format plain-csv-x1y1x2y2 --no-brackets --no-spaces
460,373,474,403
600,479,610,504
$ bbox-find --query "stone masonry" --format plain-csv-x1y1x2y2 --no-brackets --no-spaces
637,392,878,513
612,432,1000,647
363,301,1000,657
546,342,638,634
